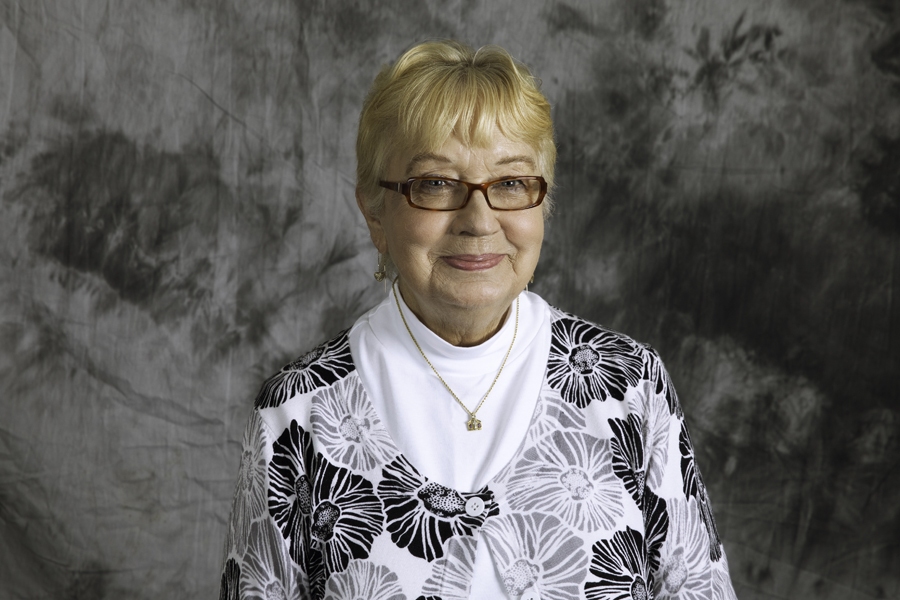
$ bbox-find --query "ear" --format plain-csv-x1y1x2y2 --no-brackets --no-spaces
356,187,388,254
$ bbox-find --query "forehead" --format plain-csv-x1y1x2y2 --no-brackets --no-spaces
389,130,538,177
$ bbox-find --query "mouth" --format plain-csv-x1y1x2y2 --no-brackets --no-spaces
441,254,505,271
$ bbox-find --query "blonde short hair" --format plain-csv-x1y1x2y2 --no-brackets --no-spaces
356,40,556,216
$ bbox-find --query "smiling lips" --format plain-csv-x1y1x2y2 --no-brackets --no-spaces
441,254,505,271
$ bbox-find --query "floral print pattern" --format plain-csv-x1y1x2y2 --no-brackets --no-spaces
508,430,623,532
311,375,397,472
486,512,588,600
308,458,384,573
267,420,315,569
323,560,406,600
219,557,240,600
653,497,711,600
255,332,354,409
643,489,669,578
642,344,683,418
548,317,643,407
630,383,670,491
713,555,738,600
585,527,651,600
420,536,477,600
533,388,588,437
227,411,269,557
240,519,303,600
378,455,497,562
679,424,723,562
268,419,384,582
610,414,646,506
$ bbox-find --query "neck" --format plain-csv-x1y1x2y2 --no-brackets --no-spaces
395,283,514,347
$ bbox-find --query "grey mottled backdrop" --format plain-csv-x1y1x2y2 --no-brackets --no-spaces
1,0,898,598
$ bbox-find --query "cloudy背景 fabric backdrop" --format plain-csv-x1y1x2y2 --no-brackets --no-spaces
1,0,898,598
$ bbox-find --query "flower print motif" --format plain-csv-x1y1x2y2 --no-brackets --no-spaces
652,497,711,600
548,317,644,407
629,382,669,491
219,557,240,600
311,375,397,472
679,424,722,562
642,489,668,580
585,527,651,600
324,560,406,600
610,414,646,506
507,430,623,532
420,536,477,600
268,420,384,579
308,454,384,574
641,344,683,418
378,455,498,562
255,332,355,409
268,420,315,568
485,512,588,600
240,519,304,600
226,411,269,557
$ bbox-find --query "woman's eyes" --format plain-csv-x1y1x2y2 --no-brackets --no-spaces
413,176,528,189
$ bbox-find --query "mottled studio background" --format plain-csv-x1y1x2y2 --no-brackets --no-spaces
1,0,898,598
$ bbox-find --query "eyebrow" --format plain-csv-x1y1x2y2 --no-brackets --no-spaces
405,153,451,174
405,153,537,175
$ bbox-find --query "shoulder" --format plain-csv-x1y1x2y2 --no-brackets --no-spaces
546,304,653,358
545,305,663,405
253,329,355,410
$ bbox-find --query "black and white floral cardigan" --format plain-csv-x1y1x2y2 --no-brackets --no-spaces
220,307,736,600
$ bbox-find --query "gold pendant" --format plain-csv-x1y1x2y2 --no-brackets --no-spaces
466,416,482,431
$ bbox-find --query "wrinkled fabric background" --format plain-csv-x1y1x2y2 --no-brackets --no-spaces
1,0,898,598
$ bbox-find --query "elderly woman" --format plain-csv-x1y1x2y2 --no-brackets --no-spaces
220,41,736,600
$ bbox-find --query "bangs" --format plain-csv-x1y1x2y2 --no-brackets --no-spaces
395,65,544,156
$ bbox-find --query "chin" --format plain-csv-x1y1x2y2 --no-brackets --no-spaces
442,281,518,310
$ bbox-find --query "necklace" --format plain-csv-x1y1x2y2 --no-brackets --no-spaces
393,283,519,432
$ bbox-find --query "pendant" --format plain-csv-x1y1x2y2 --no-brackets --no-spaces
466,416,482,431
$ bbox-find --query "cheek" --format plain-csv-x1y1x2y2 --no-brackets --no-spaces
509,216,544,254
385,214,446,258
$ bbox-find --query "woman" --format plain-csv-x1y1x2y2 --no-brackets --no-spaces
220,40,736,600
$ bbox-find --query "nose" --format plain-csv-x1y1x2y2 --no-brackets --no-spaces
453,188,499,236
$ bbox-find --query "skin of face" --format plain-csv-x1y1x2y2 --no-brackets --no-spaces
356,127,545,347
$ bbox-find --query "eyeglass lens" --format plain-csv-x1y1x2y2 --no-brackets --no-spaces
410,178,542,210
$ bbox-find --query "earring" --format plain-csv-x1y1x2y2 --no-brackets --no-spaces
374,253,387,282
530,273,534,284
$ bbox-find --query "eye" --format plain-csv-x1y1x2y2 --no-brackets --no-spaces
421,178,450,188
495,178,527,190
411,177,459,198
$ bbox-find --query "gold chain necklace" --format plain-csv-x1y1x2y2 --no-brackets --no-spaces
393,283,519,432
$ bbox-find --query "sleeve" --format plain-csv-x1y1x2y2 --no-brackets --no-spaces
641,347,738,600
218,410,306,599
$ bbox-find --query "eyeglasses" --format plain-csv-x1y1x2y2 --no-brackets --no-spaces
379,176,547,211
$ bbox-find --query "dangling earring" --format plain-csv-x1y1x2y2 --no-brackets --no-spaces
526,272,534,292
374,253,387,282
